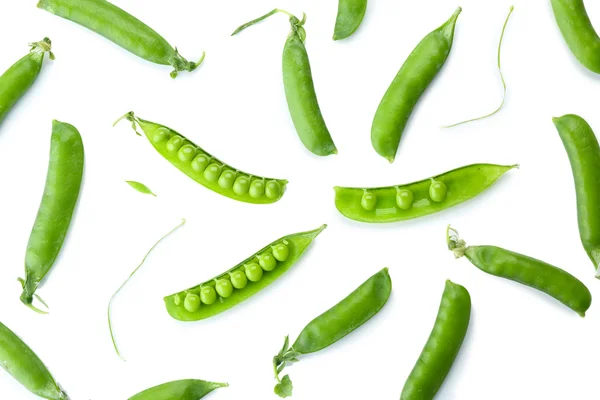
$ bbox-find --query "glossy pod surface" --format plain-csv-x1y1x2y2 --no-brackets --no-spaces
551,0,600,74
21,120,84,311
119,112,287,204
400,280,471,400
165,225,326,321
553,114,600,274
334,163,516,223
129,379,227,400
0,321,69,399
371,7,460,163
333,0,368,41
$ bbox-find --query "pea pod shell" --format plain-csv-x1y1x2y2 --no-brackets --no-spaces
129,379,227,400
0,321,68,399
400,280,470,400
292,267,391,354
334,163,516,223
333,0,368,41
164,225,326,321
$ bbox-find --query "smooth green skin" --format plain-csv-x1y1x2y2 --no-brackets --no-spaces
371,7,461,163
125,180,156,196
165,225,326,321
0,39,52,127
334,163,516,223
465,246,591,316
333,0,368,41
551,0,600,74
119,112,287,204
37,0,202,78
0,321,69,399
554,114,600,275
21,120,84,310
400,280,471,400
129,379,227,400
292,268,391,354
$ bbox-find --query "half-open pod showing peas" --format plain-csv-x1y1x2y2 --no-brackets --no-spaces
164,225,326,321
114,112,288,204
334,163,517,223
128,379,227,400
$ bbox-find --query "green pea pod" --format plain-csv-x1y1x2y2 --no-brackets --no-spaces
164,225,326,321
551,0,600,74
115,112,287,204
125,180,157,197
0,38,54,127
232,9,337,156
0,321,69,399
371,7,461,163
37,0,204,78
333,0,368,41
447,226,592,316
553,114,600,277
128,379,227,400
334,163,516,223
400,280,470,400
273,268,391,398
20,120,84,313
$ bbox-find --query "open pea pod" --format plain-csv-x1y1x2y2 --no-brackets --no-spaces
334,163,516,223
165,225,326,321
128,379,227,400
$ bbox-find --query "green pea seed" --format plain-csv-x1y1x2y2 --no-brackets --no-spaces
272,241,290,262
265,180,282,199
233,176,250,195
166,135,184,153
249,180,265,198
218,170,237,189
429,179,448,202
178,144,196,162
257,253,277,271
230,270,248,289
200,286,217,305
191,154,210,173
152,127,171,143
245,263,263,282
361,191,377,211
204,164,222,182
184,293,200,312
173,294,181,306
215,279,234,298
396,188,414,210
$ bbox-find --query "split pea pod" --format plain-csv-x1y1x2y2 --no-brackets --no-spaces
372,7,461,163
129,379,227,400
20,120,84,313
37,0,204,78
115,112,287,204
334,163,516,223
553,114,600,277
165,225,326,321
232,9,337,156
551,0,600,74
273,268,391,398
400,280,470,400
0,320,69,399
447,226,592,316
0,38,54,127
333,0,368,41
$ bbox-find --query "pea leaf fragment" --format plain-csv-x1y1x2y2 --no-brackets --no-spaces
126,180,157,196
274,375,293,398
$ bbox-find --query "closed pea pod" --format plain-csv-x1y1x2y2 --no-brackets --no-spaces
232,9,337,156
0,320,69,399
333,0,368,41
164,225,326,321
20,120,84,313
115,112,287,204
447,226,592,316
128,379,227,400
334,163,516,223
37,0,204,78
400,280,470,400
372,7,461,163
0,38,54,128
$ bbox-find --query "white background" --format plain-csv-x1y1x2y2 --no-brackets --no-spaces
0,0,599,399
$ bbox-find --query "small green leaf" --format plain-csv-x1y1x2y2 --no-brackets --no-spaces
126,181,157,196
274,375,293,398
